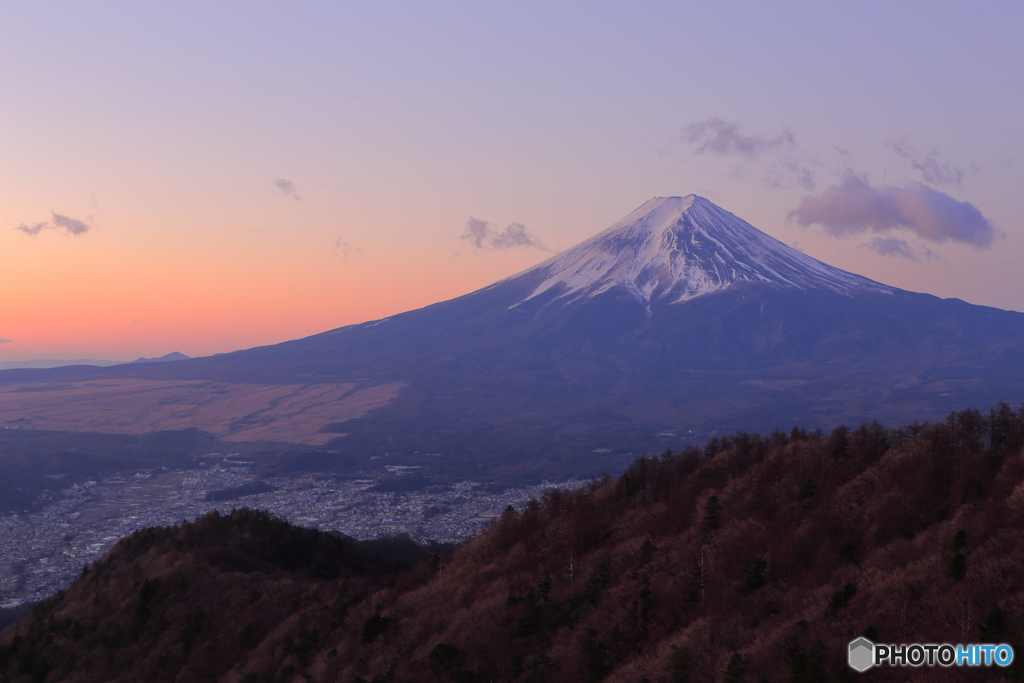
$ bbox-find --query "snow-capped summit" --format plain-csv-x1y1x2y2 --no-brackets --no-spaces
510,196,892,309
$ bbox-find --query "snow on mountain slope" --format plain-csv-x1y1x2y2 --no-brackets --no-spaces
506,196,893,309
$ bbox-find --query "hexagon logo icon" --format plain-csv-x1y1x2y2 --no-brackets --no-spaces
848,637,874,672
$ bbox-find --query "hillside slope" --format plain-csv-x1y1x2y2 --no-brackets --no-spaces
3,404,1024,682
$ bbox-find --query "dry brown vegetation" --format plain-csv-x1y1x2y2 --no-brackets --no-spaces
0,379,403,444
3,403,1024,682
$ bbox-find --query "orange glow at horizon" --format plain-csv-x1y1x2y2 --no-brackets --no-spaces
0,208,552,360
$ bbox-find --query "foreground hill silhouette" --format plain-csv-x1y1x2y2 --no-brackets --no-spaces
3,403,1024,682
3,197,1024,483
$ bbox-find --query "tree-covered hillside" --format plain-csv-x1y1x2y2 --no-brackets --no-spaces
3,404,1024,682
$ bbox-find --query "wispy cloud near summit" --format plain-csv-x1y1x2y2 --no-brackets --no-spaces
679,117,816,190
887,140,970,188
684,117,795,158
864,236,943,262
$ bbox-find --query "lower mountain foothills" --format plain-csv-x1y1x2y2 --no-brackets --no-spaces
3,403,1024,682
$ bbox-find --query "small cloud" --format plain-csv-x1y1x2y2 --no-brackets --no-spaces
274,178,301,201
16,222,48,236
862,237,942,263
461,217,491,249
0,338,11,343
887,139,970,187
867,237,919,261
133,320,144,323
789,173,997,247
679,117,816,190
763,160,816,192
684,117,795,157
15,212,92,237
459,217,550,252
50,213,90,236
334,238,362,260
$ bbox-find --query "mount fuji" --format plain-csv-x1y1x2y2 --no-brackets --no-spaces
4,196,1024,481
509,195,891,309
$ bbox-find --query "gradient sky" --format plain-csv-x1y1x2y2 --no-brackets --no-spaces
2,1,1022,362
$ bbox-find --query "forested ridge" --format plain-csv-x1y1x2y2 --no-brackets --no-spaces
3,403,1024,682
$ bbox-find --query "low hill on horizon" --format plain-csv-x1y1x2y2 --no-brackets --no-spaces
0,359,125,371
129,352,191,364
4,403,1024,682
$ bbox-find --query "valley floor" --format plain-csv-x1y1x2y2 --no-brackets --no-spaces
0,465,583,609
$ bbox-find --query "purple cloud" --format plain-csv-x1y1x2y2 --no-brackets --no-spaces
16,222,48,236
681,117,816,190
684,117,795,157
274,178,301,200
790,174,996,247
460,217,550,252
887,140,969,187
333,238,362,261
0,338,11,344
868,237,918,261
764,160,816,191
15,212,91,237
50,213,90,235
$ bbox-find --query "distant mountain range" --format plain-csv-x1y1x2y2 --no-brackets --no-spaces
0,358,124,370
2,196,1023,481
129,351,190,364
0,352,188,370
